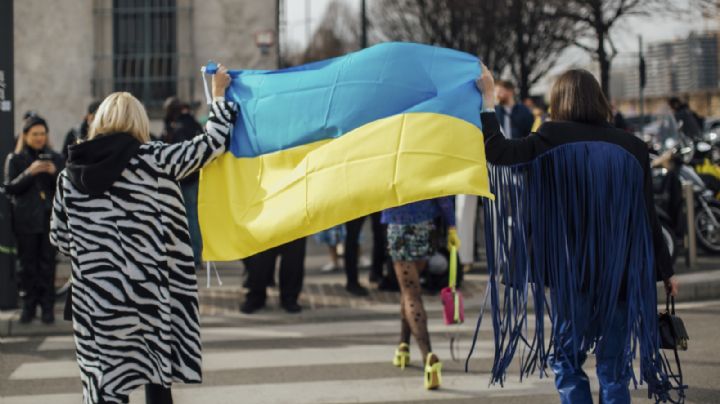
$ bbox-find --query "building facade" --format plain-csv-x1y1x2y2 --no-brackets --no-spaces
13,0,279,147
613,32,720,118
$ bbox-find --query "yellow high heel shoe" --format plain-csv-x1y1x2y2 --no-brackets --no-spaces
392,343,410,369
424,353,442,390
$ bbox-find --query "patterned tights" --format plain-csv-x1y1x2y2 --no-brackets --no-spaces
394,261,432,359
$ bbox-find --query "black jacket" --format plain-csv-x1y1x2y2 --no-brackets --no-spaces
494,103,535,139
482,113,674,281
3,147,64,234
674,106,703,140
62,120,90,160
163,113,203,184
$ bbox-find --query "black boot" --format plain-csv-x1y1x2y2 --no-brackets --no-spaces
19,303,36,324
346,283,369,297
41,307,55,324
240,298,265,315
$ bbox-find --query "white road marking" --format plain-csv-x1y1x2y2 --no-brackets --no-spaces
36,318,501,351
10,342,495,380
0,374,561,404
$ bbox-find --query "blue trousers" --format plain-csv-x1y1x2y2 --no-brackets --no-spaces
549,298,631,404
181,181,202,268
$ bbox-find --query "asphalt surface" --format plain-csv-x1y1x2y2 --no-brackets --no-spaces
1,298,719,403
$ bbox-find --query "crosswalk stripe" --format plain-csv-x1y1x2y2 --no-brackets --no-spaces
10,342,495,380
36,318,499,351
1,374,561,404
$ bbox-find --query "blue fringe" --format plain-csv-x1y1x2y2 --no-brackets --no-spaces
471,142,671,401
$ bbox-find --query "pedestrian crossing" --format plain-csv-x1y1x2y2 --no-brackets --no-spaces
10,342,496,381
34,317,495,351
1,374,562,404
0,313,578,404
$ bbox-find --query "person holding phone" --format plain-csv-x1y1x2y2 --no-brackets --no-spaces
3,116,63,324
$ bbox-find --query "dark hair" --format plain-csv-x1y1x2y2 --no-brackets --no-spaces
549,69,611,124
87,100,102,115
668,97,683,110
22,110,39,120
163,96,184,125
497,80,515,92
22,116,48,134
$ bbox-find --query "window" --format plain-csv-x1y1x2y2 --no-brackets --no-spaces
93,0,194,117
112,0,177,109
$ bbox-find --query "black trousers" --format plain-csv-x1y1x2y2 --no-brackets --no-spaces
98,384,172,404
144,384,173,404
15,232,55,312
243,238,306,306
345,212,387,285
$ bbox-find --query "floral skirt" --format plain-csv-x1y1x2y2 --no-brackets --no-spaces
387,220,435,262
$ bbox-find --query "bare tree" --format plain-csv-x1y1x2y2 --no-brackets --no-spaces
372,0,514,75
301,0,361,63
508,1,579,98
372,0,576,98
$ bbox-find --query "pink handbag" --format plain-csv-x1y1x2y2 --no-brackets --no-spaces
441,246,464,325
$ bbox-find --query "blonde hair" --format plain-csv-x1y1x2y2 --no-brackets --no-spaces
89,92,151,143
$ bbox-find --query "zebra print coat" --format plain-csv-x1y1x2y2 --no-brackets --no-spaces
50,101,237,404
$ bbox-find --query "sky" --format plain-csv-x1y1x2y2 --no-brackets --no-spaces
283,0,719,89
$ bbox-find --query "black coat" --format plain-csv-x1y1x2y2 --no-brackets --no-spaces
3,147,64,234
62,120,89,160
674,106,702,139
163,113,203,184
494,103,535,139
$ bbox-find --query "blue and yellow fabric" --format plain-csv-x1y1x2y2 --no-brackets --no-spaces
199,42,492,260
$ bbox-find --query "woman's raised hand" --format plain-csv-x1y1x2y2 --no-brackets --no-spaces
212,64,231,98
475,62,496,110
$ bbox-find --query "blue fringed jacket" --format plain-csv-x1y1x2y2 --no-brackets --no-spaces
477,112,676,400
481,112,674,281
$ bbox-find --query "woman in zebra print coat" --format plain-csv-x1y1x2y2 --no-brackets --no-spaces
50,66,234,404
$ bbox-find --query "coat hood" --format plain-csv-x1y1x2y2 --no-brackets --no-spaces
66,133,141,196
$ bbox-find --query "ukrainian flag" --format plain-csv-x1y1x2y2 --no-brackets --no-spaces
199,42,492,261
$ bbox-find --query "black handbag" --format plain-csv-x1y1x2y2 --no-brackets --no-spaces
659,295,689,351
657,294,688,404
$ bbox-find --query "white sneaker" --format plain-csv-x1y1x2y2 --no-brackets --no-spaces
321,262,340,272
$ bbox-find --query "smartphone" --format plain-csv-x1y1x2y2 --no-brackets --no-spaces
38,153,53,161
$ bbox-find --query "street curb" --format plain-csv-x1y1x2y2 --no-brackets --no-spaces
3,269,720,338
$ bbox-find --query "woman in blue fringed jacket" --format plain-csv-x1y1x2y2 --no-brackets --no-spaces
475,63,679,404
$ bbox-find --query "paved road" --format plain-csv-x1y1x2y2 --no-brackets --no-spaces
2,298,719,404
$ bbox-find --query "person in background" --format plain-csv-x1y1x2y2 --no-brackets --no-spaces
668,97,703,140
523,96,549,133
454,195,477,273
495,80,534,139
3,116,63,324
62,100,101,160
612,103,630,132
383,197,460,390
315,224,345,272
163,97,204,270
241,238,306,314
50,65,234,404
342,213,387,296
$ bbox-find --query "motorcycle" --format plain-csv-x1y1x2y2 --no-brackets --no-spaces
652,137,720,254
